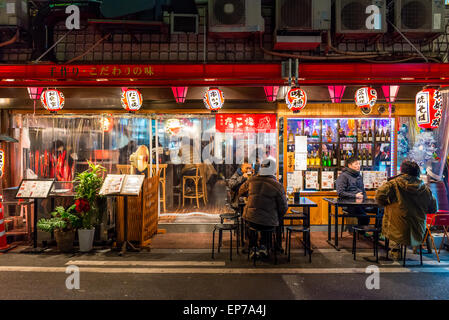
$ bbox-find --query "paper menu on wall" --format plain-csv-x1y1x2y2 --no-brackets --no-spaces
362,171,374,189
295,136,307,153
321,171,334,190
16,180,54,199
305,171,319,190
375,171,388,188
287,171,303,190
295,153,307,171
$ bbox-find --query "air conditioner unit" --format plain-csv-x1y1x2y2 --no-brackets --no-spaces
335,0,386,39
170,13,198,34
274,0,331,51
208,0,264,38
0,0,28,29
394,0,444,40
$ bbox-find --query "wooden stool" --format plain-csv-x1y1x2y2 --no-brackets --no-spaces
182,164,207,208
116,164,132,174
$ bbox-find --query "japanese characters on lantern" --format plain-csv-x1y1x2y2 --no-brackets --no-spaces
203,88,224,112
285,87,307,113
416,88,443,129
40,89,65,112
355,87,377,115
121,88,143,112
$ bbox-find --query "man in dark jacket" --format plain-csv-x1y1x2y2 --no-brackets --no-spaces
238,158,288,258
336,156,369,226
228,161,254,209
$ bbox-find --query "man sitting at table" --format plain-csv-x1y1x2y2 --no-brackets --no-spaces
238,158,288,259
375,160,437,260
336,156,370,228
228,159,255,210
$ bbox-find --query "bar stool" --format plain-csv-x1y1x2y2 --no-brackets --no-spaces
282,209,307,240
220,212,240,248
211,223,239,261
246,225,278,266
150,164,168,212
285,225,312,263
352,225,381,263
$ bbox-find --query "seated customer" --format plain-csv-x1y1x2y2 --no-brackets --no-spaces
335,156,369,227
238,158,288,258
375,160,437,260
228,160,254,209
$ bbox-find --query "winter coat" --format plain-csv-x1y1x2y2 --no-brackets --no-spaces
336,167,366,199
228,168,248,208
238,175,288,227
375,174,437,246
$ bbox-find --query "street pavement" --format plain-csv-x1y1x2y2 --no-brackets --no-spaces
0,246,449,300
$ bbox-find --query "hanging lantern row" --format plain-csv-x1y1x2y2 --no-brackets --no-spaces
416,88,443,130
203,87,225,112
328,85,346,103
121,88,143,112
285,87,307,113
40,89,65,112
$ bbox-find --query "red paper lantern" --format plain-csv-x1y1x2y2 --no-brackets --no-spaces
203,88,224,112
285,87,307,113
416,88,443,129
264,86,279,102
27,87,44,100
121,88,143,112
328,85,346,103
172,87,188,103
40,89,65,112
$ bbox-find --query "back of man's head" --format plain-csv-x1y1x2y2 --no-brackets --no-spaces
400,160,421,177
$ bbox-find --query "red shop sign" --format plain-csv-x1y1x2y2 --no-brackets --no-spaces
215,114,277,133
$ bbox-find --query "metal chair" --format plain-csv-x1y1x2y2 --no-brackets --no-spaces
211,223,239,261
422,211,449,263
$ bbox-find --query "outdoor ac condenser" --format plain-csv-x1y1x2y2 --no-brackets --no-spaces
335,0,387,39
208,0,264,37
394,0,445,40
0,0,28,29
274,0,331,51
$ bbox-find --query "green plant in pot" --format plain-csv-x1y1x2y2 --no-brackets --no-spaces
74,161,106,252
37,205,81,253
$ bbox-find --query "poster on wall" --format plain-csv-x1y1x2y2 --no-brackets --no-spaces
321,171,334,190
305,171,319,190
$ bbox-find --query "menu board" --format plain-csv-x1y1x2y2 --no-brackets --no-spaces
99,174,125,195
99,174,145,196
16,180,54,199
305,171,319,190
321,171,334,190
362,171,388,189
121,175,145,196
287,171,303,190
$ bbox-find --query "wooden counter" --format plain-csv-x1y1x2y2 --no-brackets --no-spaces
286,191,377,226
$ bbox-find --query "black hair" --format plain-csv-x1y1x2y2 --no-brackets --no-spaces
346,156,359,167
400,160,421,177
54,140,64,149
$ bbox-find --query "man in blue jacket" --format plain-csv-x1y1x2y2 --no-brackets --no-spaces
336,156,369,226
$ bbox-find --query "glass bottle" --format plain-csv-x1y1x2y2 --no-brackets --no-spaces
368,128,373,142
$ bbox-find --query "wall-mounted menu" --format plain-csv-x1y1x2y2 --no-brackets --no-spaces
321,171,334,190
99,174,145,196
16,180,54,199
305,171,319,190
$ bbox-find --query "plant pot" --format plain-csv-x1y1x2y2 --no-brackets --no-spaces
78,228,95,252
54,230,75,253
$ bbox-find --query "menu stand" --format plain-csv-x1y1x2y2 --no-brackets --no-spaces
15,179,54,254
99,174,145,256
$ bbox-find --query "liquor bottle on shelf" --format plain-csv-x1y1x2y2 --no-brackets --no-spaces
368,128,373,142
307,151,311,166
332,150,337,166
376,128,381,142
386,128,390,142
367,151,373,167
288,129,294,143
357,128,362,142
328,152,332,167
322,152,326,167
340,150,345,167
381,128,386,142
310,152,315,166
362,130,367,143
316,151,320,166
386,152,391,166
362,151,367,167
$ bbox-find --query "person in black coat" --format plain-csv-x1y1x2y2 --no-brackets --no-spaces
336,156,369,226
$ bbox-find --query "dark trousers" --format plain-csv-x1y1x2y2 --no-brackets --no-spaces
247,221,275,249
345,207,370,226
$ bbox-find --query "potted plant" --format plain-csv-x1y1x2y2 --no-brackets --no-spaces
37,205,81,253
74,161,106,252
